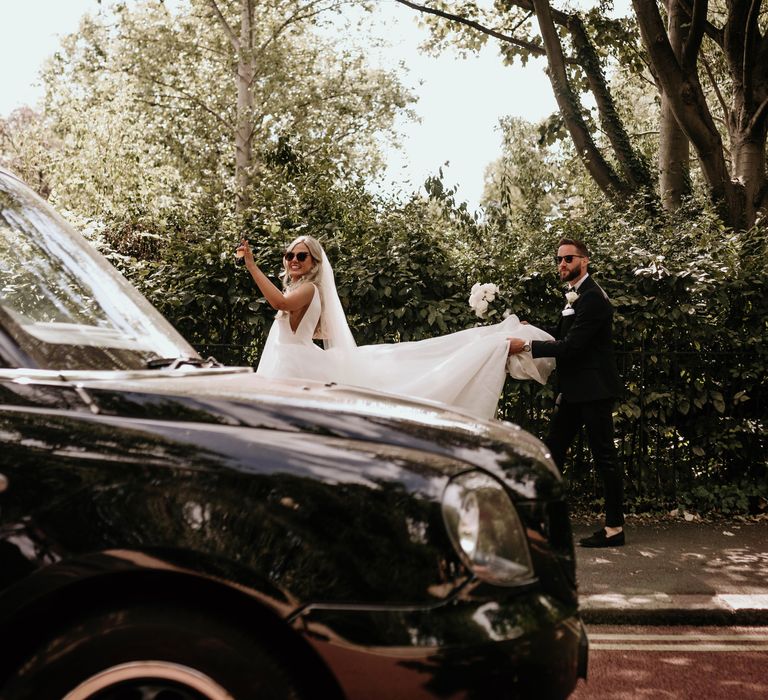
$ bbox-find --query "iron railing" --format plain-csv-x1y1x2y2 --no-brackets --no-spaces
501,347,766,505
195,343,766,505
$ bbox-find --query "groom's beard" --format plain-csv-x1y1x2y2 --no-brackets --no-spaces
560,264,584,283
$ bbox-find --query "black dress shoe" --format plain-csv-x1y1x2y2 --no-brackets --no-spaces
579,529,625,548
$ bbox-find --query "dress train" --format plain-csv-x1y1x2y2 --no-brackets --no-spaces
256,286,554,420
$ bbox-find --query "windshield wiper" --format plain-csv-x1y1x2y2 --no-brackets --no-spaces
146,356,223,370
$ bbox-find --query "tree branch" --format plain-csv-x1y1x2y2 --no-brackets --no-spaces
681,0,707,70
701,52,729,136
566,13,652,189
393,0,550,59
530,0,628,197
256,1,349,57
756,34,768,87
747,96,768,135
676,0,722,48
741,0,761,111
206,0,240,52
136,74,232,129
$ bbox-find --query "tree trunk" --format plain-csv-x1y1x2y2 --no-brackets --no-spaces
731,135,766,226
235,0,256,212
659,95,690,210
658,0,690,211
632,0,741,225
207,0,260,213
722,0,768,226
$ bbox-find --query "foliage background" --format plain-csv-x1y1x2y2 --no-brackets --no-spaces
110,155,768,518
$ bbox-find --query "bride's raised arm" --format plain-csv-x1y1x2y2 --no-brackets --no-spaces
237,239,314,312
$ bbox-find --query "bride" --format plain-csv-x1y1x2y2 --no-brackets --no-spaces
236,235,554,420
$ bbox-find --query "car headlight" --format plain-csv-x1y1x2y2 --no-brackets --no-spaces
442,471,534,586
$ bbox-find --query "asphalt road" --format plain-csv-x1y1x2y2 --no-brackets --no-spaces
570,624,768,699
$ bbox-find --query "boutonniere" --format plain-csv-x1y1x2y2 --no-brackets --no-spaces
565,290,579,306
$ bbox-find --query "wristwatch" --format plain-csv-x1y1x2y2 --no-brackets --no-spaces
522,342,531,353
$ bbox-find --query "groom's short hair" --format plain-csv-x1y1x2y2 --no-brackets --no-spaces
558,237,589,257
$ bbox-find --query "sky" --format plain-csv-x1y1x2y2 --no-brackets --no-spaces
0,0,558,211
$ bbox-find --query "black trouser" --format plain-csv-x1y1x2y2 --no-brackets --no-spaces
546,396,624,527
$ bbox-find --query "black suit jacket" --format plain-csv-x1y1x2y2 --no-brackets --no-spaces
531,275,621,402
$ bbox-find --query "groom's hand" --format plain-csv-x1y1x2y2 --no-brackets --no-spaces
507,338,526,355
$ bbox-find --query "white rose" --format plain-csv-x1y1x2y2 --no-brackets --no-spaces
469,282,502,317
565,291,579,305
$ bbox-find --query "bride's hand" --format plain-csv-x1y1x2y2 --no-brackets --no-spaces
236,239,255,267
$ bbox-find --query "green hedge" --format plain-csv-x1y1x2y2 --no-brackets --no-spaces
112,164,766,516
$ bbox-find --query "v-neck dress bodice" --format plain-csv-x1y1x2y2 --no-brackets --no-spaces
275,284,321,344
256,285,338,383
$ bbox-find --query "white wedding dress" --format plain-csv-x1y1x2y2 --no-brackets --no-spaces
256,284,554,420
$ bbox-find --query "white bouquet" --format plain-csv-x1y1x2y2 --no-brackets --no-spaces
469,282,504,318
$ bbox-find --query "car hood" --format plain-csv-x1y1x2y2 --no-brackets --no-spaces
1,365,559,488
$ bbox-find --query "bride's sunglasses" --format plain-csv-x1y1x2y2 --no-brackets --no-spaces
284,251,311,262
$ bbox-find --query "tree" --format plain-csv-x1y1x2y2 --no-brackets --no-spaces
633,0,768,228
0,108,54,198
395,1,654,203
482,116,573,228
37,0,414,226
395,0,768,230
657,0,692,210
198,0,394,210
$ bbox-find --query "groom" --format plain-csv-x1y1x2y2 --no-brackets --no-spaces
508,238,625,547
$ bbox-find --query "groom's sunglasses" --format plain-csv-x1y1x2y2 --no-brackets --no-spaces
284,251,311,262
555,254,586,265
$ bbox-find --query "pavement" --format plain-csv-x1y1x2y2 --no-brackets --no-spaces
572,519,768,625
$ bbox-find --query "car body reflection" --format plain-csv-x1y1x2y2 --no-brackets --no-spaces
0,168,586,699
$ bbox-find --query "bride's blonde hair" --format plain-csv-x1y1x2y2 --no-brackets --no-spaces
281,235,324,291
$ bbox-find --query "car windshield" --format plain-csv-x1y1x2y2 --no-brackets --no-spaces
0,170,198,370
